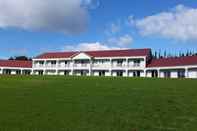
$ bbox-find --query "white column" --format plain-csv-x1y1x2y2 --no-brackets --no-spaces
144,69,147,77
125,58,128,77
157,69,160,78
71,60,74,76
89,59,92,76
185,68,188,78
109,58,112,76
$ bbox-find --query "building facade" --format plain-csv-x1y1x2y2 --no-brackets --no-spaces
1,48,197,78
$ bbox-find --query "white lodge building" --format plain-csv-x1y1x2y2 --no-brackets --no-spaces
1,48,197,78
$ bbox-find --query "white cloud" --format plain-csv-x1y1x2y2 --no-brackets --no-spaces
64,42,120,51
134,4,197,41
107,34,133,47
63,34,133,51
127,15,135,26
0,0,98,34
105,22,121,35
110,23,121,34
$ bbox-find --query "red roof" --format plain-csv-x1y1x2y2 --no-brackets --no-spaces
147,56,197,67
36,48,151,59
85,49,151,57
0,60,32,68
35,52,77,59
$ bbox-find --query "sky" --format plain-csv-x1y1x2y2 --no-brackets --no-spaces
0,0,197,58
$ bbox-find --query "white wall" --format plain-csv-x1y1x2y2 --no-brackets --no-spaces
160,72,164,78
140,71,145,77
11,70,16,75
146,71,152,78
188,69,197,78
170,71,178,78
93,71,99,76
105,71,111,76
45,70,56,75
73,53,91,60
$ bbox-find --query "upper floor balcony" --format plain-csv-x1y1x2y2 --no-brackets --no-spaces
73,63,90,69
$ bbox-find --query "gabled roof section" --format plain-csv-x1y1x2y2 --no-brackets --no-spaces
35,52,77,59
147,56,197,67
0,60,32,68
35,48,151,59
72,52,92,60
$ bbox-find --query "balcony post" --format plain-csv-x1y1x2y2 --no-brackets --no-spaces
110,58,112,76
89,59,92,76
185,68,188,78
157,69,160,78
71,60,74,76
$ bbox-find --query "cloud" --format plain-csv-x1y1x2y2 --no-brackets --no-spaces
105,22,121,35
63,34,133,51
134,4,197,41
64,42,120,51
0,0,98,34
107,34,133,47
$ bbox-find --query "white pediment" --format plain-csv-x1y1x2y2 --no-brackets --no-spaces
72,52,91,60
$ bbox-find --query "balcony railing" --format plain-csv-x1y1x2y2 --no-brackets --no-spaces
33,64,44,68
33,62,143,69
45,64,57,68
112,64,127,68
58,64,71,68
73,64,90,68
92,64,111,68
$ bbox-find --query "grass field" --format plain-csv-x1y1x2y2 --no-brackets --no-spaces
0,76,196,131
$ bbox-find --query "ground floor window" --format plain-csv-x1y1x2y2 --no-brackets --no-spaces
151,70,158,78
133,71,141,77
164,71,171,78
16,70,21,75
38,70,44,75
80,70,88,76
99,71,105,76
64,71,70,76
23,70,31,75
3,69,11,75
178,70,185,78
116,71,123,77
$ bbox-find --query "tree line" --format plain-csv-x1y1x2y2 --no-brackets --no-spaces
8,56,32,61
151,50,197,59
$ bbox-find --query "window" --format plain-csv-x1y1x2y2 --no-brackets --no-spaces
16,70,21,75
117,71,123,77
178,70,185,78
64,71,69,76
38,71,44,75
51,61,56,65
164,71,170,78
99,71,105,76
80,70,88,76
133,71,141,77
23,70,31,75
151,70,158,78
38,61,44,67
133,60,140,67
3,69,11,75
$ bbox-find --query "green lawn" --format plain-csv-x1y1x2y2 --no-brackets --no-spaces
0,76,196,131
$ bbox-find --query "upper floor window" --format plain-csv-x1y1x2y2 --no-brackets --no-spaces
117,60,123,64
39,61,44,65
133,60,140,67
51,61,56,65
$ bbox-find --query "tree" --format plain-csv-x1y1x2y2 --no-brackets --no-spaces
8,56,32,61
